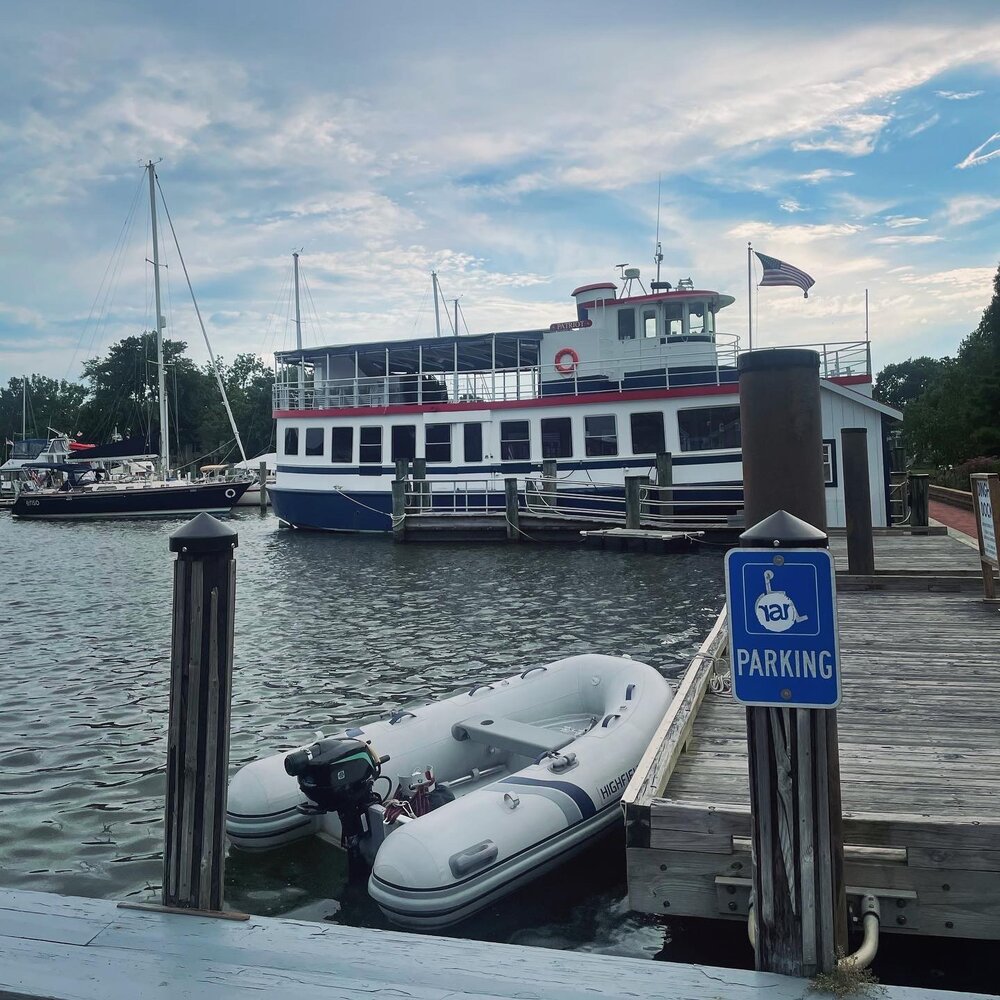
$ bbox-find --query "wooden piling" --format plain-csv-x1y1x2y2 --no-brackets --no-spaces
656,451,674,520
841,429,875,575
737,349,847,977
394,459,409,482
910,473,930,528
412,457,428,510
541,459,557,508
505,477,520,541
391,480,407,542
163,513,238,912
625,475,643,530
258,460,267,512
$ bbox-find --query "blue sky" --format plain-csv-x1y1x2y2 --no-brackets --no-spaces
1,0,999,384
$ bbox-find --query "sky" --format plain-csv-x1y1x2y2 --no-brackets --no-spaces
1,0,999,385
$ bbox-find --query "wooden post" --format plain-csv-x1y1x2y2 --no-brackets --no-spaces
505,476,520,541
394,459,409,482
738,349,847,977
258,460,267,512
840,429,874,575
625,475,643,529
909,473,929,528
412,457,428,510
164,513,238,912
971,473,999,600
542,459,557,508
391,479,406,542
656,451,673,521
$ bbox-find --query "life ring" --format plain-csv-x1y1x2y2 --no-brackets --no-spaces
554,347,579,375
225,488,237,499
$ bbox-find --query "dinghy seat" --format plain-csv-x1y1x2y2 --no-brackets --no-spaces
452,717,574,758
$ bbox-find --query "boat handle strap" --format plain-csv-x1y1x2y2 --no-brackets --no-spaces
520,666,547,679
449,840,499,878
468,683,494,696
388,710,416,725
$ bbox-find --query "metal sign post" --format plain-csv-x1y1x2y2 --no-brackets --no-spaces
971,473,1000,600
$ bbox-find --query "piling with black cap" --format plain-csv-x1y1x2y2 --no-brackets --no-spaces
163,512,238,911
841,428,875,574
737,349,847,977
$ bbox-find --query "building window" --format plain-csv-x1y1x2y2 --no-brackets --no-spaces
305,427,324,457
630,412,665,455
618,308,636,341
391,425,416,462
500,420,530,460
643,310,657,338
464,423,483,463
823,440,838,487
331,427,353,463
585,415,618,456
540,417,572,458
284,427,299,456
678,406,741,452
426,424,452,464
360,426,382,464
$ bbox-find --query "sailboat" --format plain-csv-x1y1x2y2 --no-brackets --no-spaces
11,163,252,520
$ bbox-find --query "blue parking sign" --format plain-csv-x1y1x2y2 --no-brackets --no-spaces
724,548,841,709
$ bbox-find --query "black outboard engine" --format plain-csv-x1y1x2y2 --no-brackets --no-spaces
284,736,389,880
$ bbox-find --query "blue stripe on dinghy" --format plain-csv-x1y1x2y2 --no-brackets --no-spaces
498,776,596,820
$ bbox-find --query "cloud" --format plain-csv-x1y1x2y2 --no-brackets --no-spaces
729,221,863,244
945,195,1000,225
779,199,805,213
936,90,984,100
798,169,855,184
872,235,943,245
905,113,939,137
792,114,891,156
956,131,1000,169
883,216,928,228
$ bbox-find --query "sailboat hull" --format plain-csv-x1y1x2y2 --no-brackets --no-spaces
11,481,250,520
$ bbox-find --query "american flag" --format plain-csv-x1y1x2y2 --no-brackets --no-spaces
754,251,815,298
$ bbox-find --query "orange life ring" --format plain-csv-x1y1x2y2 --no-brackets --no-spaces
554,347,579,375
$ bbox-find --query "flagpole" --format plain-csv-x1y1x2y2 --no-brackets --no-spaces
747,242,753,352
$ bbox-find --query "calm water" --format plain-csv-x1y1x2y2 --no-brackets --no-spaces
0,511,994,991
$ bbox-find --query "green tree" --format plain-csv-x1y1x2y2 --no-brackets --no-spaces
0,375,88,449
197,354,275,462
873,357,946,411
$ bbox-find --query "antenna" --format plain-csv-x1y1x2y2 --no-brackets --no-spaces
615,263,629,281
654,174,663,284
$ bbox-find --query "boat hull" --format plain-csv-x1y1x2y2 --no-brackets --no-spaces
11,481,251,520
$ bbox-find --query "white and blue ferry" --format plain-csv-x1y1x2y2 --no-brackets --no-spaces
270,267,899,532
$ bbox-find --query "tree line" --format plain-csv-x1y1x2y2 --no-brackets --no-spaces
875,262,1000,479
0,333,275,468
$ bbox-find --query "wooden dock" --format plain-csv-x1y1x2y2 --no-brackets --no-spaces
624,531,1000,941
0,888,991,1000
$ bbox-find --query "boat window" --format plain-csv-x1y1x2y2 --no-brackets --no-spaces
678,405,741,452
284,427,299,456
500,420,530,461
331,427,353,463
585,415,618,456
630,412,665,455
689,304,706,336
391,425,417,462
643,310,657,338
540,417,572,458
665,303,683,339
426,424,452,464
464,423,483,463
305,427,324,457
360,426,382,464
617,308,636,341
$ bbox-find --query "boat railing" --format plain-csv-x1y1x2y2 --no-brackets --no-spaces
758,340,871,379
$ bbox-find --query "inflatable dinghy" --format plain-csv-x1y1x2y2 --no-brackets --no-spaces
226,653,673,928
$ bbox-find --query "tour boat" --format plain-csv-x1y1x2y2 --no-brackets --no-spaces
268,267,900,533
226,653,673,928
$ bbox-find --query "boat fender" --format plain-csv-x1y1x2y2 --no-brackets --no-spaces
554,347,579,375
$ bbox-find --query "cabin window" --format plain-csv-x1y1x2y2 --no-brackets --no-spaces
678,405,741,452
359,426,382,464
284,427,299,456
823,440,837,487
630,412,665,455
500,420,530,460
330,427,353,463
643,310,657,338
585,415,618,456
391,425,416,462
665,304,683,339
426,424,452,464
689,305,706,336
464,423,483,463
617,308,636,341
305,427,324,457
540,417,572,458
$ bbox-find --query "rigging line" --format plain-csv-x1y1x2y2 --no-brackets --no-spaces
263,266,292,356
457,300,471,336
300,270,326,347
156,176,247,464
174,437,236,472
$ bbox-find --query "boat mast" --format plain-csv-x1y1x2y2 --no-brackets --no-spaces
294,251,304,401
148,161,170,478
22,377,26,439
432,271,441,338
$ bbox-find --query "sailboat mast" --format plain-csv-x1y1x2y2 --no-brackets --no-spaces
293,251,305,402
432,271,441,338
148,161,170,478
22,377,26,439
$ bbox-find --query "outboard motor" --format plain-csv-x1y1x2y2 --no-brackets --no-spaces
284,737,389,879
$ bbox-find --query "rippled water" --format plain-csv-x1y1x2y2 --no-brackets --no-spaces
2,511,994,993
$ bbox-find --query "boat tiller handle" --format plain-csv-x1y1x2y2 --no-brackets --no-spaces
449,840,498,878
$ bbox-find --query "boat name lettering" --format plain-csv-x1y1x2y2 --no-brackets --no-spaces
734,647,835,679
599,767,636,800
549,319,593,332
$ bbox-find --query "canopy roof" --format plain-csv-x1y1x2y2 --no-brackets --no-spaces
276,331,544,376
